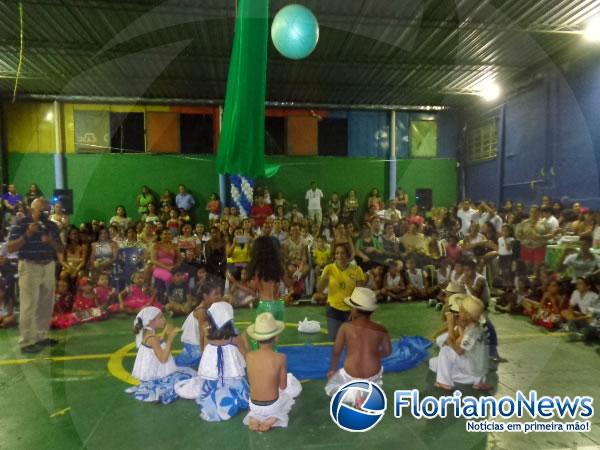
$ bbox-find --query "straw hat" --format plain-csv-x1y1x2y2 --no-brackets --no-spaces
461,295,485,322
344,287,378,312
447,293,467,313
247,312,285,341
444,281,465,294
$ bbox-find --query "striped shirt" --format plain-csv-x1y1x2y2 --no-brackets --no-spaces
8,216,60,261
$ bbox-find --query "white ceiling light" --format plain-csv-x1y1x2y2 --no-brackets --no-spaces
44,111,54,122
583,16,600,42
478,81,501,102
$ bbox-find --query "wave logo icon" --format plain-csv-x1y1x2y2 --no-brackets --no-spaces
330,381,387,432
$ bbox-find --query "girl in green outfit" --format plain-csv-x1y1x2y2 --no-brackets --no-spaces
246,236,286,348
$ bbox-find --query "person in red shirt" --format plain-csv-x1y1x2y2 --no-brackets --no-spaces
251,195,272,229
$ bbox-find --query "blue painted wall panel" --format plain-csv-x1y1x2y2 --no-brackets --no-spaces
347,111,390,157
465,62,600,208
466,160,499,203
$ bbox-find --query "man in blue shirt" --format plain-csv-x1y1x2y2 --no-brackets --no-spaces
8,197,62,353
2,184,23,226
175,184,195,212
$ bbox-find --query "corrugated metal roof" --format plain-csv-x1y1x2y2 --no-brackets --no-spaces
0,0,598,107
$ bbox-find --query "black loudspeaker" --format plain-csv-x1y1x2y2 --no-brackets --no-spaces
53,189,74,215
415,188,433,211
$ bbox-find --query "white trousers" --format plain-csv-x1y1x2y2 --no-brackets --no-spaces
429,346,485,387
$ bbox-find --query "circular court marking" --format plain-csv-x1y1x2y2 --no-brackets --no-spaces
107,321,329,385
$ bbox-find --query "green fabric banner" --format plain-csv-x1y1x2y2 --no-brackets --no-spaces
216,0,279,179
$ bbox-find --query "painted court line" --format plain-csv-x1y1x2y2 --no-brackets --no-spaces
0,332,565,367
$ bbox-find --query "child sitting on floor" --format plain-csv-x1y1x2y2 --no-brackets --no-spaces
165,269,194,317
561,276,600,335
244,312,302,431
525,279,566,330
126,306,194,404
175,276,223,369
94,273,117,312
429,295,490,391
0,283,16,328
51,279,74,329
225,268,256,308
405,257,431,301
71,277,108,325
380,261,408,302
325,287,392,406
118,271,161,314
175,302,250,422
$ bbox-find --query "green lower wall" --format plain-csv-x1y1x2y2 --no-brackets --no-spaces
7,153,457,225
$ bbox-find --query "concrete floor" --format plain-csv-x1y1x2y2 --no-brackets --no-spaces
0,304,598,450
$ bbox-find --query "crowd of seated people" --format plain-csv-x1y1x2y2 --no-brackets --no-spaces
0,183,599,344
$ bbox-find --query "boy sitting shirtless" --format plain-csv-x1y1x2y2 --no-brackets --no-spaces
325,287,392,406
244,312,302,432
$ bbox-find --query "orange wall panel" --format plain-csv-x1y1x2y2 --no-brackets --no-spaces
287,116,318,155
148,112,179,153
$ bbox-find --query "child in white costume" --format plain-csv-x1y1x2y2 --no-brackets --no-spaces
429,295,491,391
175,302,250,421
126,307,195,404
174,309,202,368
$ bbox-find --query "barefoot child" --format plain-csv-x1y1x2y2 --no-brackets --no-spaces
244,312,302,431
325,287,392,405
429,295,491,391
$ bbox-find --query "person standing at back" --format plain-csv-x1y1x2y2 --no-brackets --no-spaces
305,181,324,226
8,197,62,353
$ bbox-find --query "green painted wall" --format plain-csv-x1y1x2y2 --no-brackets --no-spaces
265,156,457,212
7,153,457,225
8,153,219,225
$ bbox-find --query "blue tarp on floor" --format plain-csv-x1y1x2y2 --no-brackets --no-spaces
280,336,432,380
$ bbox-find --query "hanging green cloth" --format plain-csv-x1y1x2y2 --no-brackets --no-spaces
216,0,279,179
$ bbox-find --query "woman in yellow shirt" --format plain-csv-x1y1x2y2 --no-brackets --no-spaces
227,228,252,278
315,243,366,340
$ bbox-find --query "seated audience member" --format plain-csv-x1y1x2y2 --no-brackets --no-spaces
282,260,308,305
165,269,194,316
312,236,331,277
381,261,409,302
524,279,566,330
445,235,463,265
118,271,161,314
225,268,256,308
405,257,434,301
561,277,599,332
354,224,384,270
495,275,531,314
400,223,428,260
559,236,600,282
0,282,16,328
59,226,88,287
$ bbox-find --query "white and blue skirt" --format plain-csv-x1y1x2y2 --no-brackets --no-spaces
126,367,196,405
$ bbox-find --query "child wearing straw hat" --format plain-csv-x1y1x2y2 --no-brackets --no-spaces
244,313,302,432
324,287,392,403
429,295,491,391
